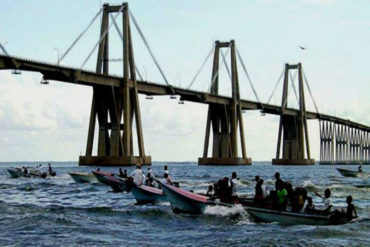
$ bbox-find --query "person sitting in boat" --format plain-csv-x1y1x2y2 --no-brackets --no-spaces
36,164,43,175
96,168,101,172
146,176,158,188
143,174,148,185
161,173,173,185
343,195,357,220
358,166,362,172
284,182,295,211
315,188,333,214
227,172,239,203
274,172,283,191
164,165,169,176
147,168,154,179
255,178,266,201
292,187,308,212
276,180,288,210
213,180,221,198
130,164,144,186
304,197,315,214
206,185,214,197
217,177,231,203
230,172,238,196
118,168,127,178
298,188,308,212
23,167,28,175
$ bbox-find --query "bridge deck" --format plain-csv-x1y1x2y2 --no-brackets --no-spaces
0,54,369,131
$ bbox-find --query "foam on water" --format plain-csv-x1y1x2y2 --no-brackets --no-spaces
302,180,317,191
203,204,246,217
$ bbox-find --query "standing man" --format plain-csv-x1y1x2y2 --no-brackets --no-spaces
130,164,144,186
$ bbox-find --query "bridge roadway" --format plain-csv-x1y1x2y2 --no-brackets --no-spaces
1,54,369,131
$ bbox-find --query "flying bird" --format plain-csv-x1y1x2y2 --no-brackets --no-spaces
299,45,307,50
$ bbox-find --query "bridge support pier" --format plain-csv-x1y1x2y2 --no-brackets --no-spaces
272,63,314,165
198,40,251,166
79,3,150,166
319,122,370,165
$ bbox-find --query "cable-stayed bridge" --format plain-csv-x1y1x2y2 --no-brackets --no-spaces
0,3,369,166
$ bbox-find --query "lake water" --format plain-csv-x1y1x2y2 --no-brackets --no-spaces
0,162,369,246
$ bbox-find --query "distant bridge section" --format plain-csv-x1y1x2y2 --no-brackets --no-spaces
0,54,368,131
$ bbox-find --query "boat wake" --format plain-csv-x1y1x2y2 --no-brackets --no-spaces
203,204,247,218
302,180,317,191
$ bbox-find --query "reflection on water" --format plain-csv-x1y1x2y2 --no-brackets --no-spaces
0,162,369,247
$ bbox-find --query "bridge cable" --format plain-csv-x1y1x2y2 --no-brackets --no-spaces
187,44,215,90
109,14,144,81
129,10,171,88
266,67,284,105
281,70,297,109
208,43,232,93
0,43,9,56
220,49,232,81
303,69,320,113
81,5,125,69
236,47,261,104
289,71,300,106
59,7,103,64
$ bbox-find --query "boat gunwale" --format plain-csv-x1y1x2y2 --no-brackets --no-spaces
246,206,332,220
160,182,210,203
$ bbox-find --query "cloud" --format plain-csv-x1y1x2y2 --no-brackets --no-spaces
0,71,90,131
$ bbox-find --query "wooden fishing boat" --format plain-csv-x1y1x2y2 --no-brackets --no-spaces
130,183,167,205
7,167,49,178
28,169,48,178
246,206,356,225
7,168,23,178
337,168,362,177
92,171,126,192
105,176,127,192
92,170,115,184
69,172,97,183
159,181,231,214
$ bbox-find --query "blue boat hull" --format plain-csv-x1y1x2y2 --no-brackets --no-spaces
160,184,214,214
131,185,167,205
246,206,355,225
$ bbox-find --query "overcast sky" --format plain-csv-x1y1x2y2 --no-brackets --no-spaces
0,0,369,162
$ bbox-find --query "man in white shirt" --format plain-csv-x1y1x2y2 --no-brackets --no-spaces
315,188,333,213
164,165,173,181
130,164,144,186
161,173,173,185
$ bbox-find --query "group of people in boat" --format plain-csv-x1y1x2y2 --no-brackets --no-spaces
206,171,357,220
120,164,175,189
254,172,357,220
20,163,56,177
206,172,239,203
110,165,357,220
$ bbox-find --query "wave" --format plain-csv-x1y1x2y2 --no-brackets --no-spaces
204,204,247,218
301,180,317,191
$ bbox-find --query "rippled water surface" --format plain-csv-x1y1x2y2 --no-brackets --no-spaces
0,162,369,246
